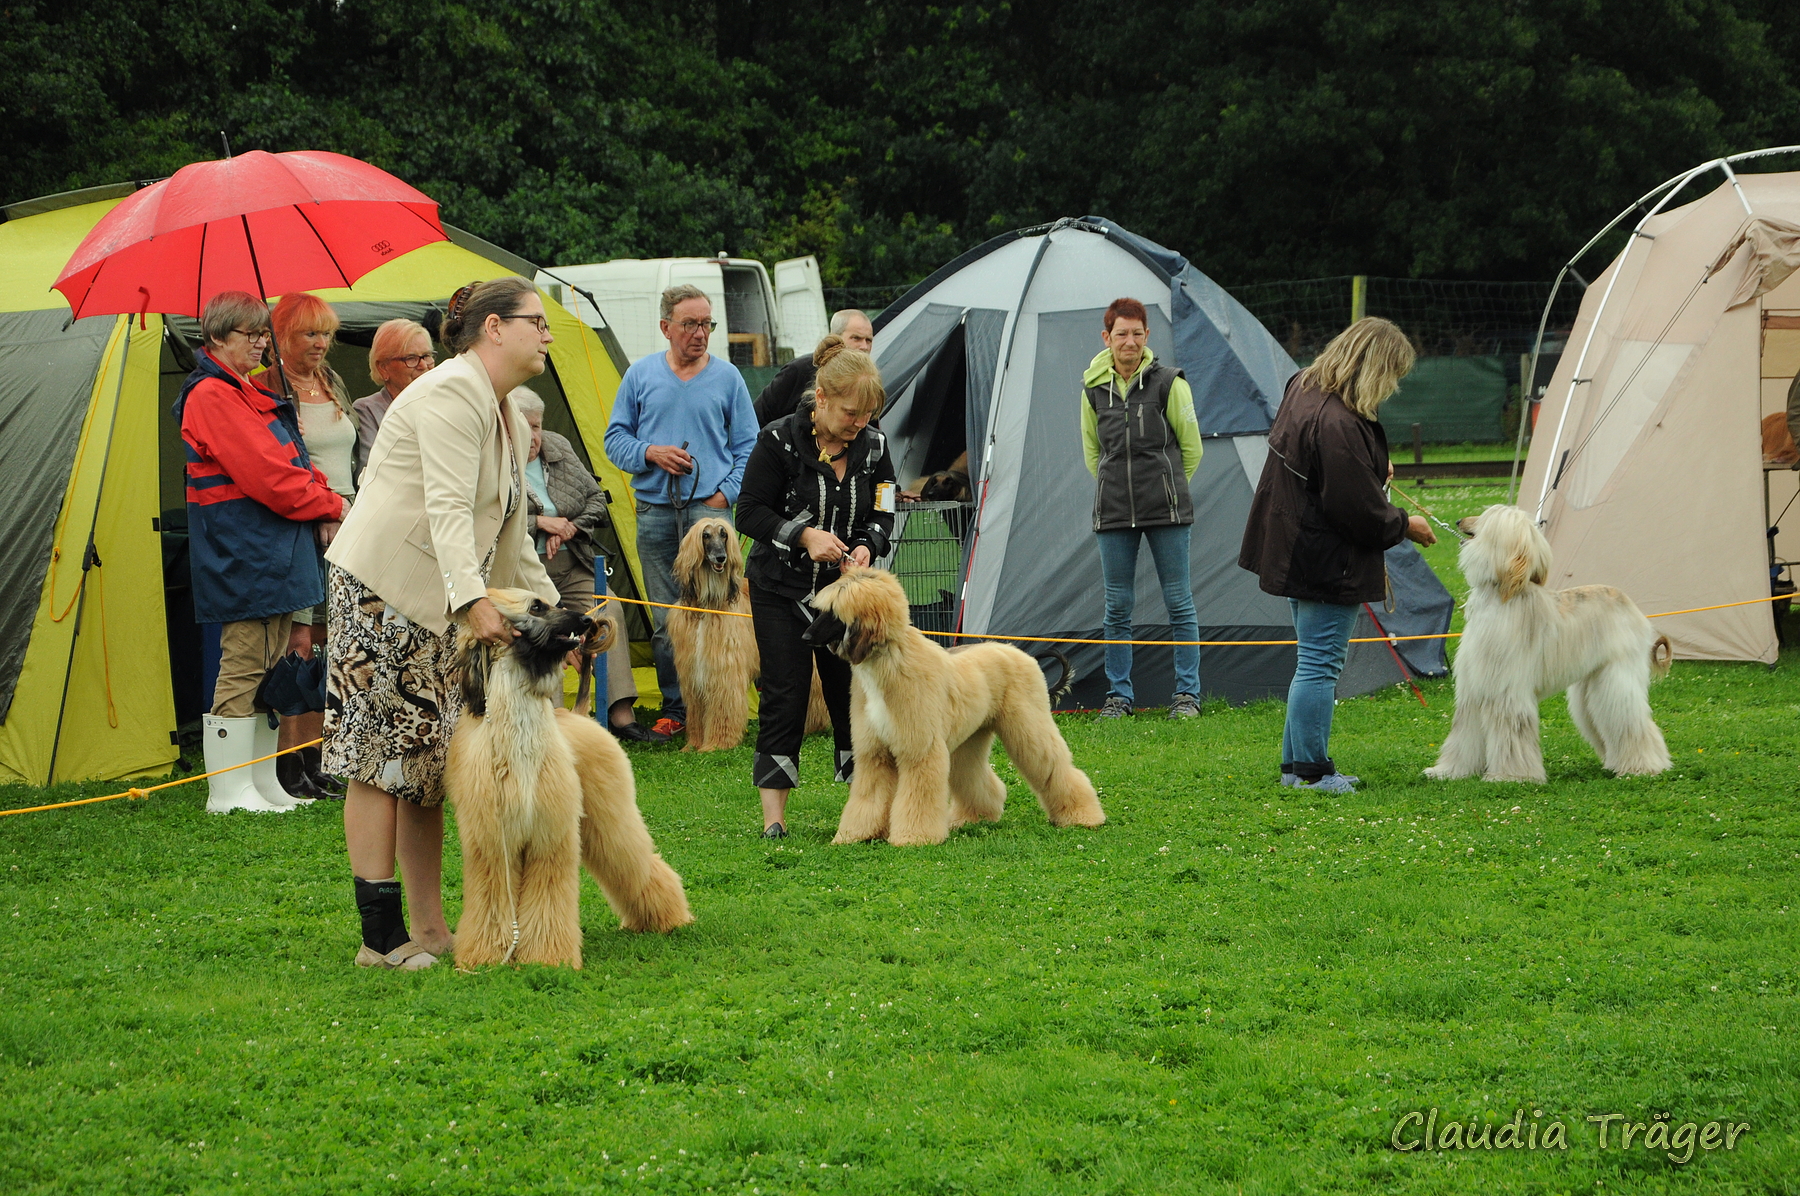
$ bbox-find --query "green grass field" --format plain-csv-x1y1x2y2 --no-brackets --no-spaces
3,481,1797,1194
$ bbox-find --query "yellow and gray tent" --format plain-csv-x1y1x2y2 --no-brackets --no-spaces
0,182,639,786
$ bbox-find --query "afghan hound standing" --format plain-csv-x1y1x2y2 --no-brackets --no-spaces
808,568,1105,846
668,517,828,751
447,589,692,969
1426,505,1672,783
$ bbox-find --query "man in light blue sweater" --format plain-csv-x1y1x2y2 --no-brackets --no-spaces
604,284,758,736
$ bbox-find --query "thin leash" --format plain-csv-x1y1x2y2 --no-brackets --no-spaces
1389,483,1469,542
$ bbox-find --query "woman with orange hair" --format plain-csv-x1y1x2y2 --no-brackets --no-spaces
270,291,357,799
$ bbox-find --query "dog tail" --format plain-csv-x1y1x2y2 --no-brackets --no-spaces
1649,634,1673,680
1037,650,1077,705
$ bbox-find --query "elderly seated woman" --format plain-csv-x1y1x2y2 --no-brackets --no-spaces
513,386,664,743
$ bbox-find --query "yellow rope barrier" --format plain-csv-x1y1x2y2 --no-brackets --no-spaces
0,738,324,819
593,588,1790,647
9,588,1786,820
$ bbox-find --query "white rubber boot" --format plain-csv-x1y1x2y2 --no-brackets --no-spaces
251,715,311,808
203,716,294,813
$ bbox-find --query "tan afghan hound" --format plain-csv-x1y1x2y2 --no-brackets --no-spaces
807,568,1105,846
446,589,693,969
1426,505,1672,783
668,517,829,751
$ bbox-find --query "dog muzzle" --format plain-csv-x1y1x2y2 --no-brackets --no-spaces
801,607,848,652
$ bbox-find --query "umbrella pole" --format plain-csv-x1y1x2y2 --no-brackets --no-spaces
239,214,295,403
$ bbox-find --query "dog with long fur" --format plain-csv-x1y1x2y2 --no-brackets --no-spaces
668,517,830,751
447,589,693,969
808,568,1105,846
1426,505,1672,783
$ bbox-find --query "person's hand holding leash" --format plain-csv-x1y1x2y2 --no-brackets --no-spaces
842,545,871,570
464,597,518,648
1404,515,1437,546
645,444,693,476
799,527,850,564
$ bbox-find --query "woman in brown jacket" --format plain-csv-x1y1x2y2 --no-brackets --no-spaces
1239,318,1435,793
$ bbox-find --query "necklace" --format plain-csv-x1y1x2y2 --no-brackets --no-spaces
288,363,328,400
812,417,849,463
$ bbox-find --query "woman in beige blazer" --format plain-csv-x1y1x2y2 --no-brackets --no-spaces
323,276,560,970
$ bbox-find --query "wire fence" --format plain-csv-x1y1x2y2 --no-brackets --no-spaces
843,272,1586,443
1227,276,1584,363
823,285,915,319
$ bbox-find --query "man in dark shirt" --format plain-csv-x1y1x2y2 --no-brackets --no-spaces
753,309,875,425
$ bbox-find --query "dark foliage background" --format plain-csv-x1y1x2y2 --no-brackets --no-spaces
5,0,1798,286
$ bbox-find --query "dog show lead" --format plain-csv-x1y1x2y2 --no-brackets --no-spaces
1238,316,1438,794
322,276,563,970
735,335,897,837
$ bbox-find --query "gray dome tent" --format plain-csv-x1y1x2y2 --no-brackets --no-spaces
872,216,1452,708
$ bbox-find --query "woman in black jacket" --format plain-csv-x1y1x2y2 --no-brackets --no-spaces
1239,318,1435,793
736,336,896,837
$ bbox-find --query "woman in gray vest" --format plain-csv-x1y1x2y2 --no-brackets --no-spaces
1080,298,1205,718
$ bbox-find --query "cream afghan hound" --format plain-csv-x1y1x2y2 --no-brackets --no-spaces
446,589,693,969
668,517,828,751
808,568,1105,846
1426,505,1672,783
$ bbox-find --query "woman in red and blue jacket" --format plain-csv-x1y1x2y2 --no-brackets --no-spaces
174,291,345,727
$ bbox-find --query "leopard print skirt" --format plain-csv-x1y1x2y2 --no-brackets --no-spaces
321,566,463,808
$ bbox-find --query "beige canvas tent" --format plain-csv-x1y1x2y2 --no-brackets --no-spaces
1518,150,1800,664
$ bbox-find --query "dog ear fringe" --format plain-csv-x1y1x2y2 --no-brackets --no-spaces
1499,551,1533,602
458,634,490,715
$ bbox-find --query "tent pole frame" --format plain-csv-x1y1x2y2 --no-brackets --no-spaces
1525,146,1800,519
958,224,1064,637
45,316,135,786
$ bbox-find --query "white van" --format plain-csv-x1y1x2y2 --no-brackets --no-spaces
537,255,828,393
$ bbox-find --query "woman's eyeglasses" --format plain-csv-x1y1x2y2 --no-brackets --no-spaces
499,314,551,334
232,328,273,345
382,353,437,368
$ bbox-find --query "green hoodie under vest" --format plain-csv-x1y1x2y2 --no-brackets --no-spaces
1079,346,1203,531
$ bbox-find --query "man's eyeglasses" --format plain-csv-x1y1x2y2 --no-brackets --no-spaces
382,353,436,368
232,328,273,345
498,314,551,334
671,319,718,334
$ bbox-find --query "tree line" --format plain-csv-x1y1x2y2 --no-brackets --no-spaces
6,0,1797,288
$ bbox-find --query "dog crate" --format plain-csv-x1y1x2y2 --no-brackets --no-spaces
881,500,975,635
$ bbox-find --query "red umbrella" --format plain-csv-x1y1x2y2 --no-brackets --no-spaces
53,149,447,320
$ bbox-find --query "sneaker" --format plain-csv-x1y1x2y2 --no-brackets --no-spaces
761,821,787,839
1280,772,1302,787
610,720,670,743
1167,693,1202,719
1301,773,1360,794
650,717,685,738
1097,696,1133,720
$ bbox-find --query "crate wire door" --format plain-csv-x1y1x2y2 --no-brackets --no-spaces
881,500,974,635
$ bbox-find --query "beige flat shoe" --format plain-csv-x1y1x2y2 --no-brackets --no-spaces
354,941,441,970
385,941,441,970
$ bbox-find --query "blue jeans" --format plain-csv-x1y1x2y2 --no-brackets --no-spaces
1096,525,1201,704
636,500,730,722
1282,598,1360,778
